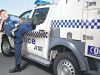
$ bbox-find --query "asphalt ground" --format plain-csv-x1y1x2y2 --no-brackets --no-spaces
0,53,53,75
0,53,100,75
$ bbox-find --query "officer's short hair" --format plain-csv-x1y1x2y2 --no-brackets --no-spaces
0,9,7,14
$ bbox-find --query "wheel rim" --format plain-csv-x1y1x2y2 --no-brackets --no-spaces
2,41,11,54
57,59,75,75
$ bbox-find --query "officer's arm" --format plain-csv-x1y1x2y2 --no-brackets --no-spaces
0,20,4,32
10,16,20,23
10,16,24,27
10,16,20,28
10,16,24,36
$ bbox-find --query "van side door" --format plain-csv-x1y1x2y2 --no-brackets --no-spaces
84,0,100,59
24,7,51,59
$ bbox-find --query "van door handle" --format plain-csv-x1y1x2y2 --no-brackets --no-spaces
83,35,93,40
85,1,96,8
85,2,89,8
39,30,45,32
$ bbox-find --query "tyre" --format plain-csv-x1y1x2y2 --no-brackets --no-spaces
1,36,14,57
53,52,82,75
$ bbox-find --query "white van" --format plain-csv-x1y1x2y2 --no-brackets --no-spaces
0,0,100,75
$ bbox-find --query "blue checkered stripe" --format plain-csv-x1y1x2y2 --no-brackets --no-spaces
25,31,48,38
51,19,100,29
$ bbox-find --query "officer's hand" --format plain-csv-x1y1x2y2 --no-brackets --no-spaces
19,19,24,24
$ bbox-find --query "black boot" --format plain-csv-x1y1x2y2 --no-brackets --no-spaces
9,65,21,73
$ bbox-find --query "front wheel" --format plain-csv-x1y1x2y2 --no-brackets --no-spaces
1,36,14,57
53,52,82,75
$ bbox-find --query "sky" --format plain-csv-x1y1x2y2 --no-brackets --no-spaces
0,0,53,16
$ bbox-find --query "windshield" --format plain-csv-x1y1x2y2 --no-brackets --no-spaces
32,8,49,25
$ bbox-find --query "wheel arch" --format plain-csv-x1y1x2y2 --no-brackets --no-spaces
48,38,88,71
1,33,14,57
0,33,13,50
0,33,6,51
2,34,13,48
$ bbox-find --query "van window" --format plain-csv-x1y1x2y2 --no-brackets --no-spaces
32,8,49,25
19,10,32,23
19,10,32,19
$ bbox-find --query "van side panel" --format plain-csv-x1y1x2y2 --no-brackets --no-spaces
59,0,85,40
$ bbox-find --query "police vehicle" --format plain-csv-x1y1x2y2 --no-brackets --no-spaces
0,0,100,75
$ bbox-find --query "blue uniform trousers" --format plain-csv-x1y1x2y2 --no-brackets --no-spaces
14,23,32,65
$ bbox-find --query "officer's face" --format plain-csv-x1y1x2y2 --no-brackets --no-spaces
0,11,8,21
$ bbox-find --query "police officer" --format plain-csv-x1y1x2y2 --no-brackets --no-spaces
0,9,36,73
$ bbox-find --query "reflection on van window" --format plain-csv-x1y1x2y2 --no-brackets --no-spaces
32,8,49,25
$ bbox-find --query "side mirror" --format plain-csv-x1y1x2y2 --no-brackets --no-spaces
29,18,36,30
32,23,36,30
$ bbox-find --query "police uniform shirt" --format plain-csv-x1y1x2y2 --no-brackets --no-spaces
3,16,20,36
